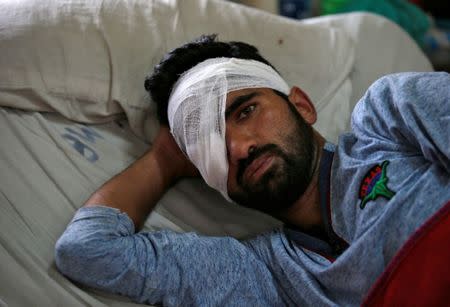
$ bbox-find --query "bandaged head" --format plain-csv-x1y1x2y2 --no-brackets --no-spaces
167,57,290,201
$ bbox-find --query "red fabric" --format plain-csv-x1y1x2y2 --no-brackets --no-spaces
363,200,450,307
408,0,424,9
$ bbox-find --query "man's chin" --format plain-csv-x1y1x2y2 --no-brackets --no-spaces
232,171,286,210
231,187,299,215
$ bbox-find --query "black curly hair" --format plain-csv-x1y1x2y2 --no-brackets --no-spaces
144,34,277,125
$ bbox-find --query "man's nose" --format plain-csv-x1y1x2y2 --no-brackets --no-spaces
226,128,256,166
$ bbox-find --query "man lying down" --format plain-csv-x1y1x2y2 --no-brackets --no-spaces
55,35,450,306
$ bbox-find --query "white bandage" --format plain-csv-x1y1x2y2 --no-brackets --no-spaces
168,58,289,200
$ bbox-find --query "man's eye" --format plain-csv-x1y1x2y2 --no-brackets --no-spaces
237,105,256,120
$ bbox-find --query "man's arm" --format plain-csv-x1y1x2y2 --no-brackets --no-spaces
54,129,283,305
84,126,198,230
351,72,450,172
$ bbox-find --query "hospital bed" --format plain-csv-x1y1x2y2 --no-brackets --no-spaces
0,0,433,306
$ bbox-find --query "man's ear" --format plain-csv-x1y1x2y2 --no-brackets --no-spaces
288,86,317,125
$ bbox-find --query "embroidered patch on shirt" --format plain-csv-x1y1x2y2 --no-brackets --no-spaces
359,161,396,209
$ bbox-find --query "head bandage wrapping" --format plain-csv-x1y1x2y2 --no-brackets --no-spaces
168,58,289,201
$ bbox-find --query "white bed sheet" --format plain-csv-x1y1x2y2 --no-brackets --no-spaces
0,107,280,306
0,108,146,306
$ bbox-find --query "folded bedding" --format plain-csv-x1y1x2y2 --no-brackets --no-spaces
0,0,432,143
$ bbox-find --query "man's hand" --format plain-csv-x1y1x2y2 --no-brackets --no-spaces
152,126,199,180
84,125,198,230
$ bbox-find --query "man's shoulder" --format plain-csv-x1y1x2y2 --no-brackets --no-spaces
368,71,449,94
351,71,449,120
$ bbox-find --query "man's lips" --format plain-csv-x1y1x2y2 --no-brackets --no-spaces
244,154,274,183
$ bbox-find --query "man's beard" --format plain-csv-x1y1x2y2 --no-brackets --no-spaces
229,102,315,215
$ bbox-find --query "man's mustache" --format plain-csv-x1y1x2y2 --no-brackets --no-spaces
237,144,285,186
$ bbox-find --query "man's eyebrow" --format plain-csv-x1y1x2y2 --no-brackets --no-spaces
225,92,261,120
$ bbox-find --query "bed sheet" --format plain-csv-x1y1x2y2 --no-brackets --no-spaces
0,107,279,306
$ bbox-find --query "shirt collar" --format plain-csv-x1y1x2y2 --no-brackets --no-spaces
318,142,336,243
284,142,339,258
284,142,349,257
318,142,348,254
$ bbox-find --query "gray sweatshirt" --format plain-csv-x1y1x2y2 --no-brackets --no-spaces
55,72,450,306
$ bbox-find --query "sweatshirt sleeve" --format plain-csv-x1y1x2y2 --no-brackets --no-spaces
54,206,283,306
350,72,450,173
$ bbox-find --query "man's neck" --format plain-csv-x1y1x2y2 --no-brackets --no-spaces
279,132,327,238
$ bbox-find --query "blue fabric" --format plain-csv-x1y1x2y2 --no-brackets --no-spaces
55,72,450,306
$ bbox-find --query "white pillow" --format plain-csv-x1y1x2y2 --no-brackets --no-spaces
0,0,355,142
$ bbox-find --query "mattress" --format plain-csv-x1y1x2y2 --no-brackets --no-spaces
0,0,433,305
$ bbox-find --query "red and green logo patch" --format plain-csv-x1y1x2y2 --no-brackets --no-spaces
359,161,395,209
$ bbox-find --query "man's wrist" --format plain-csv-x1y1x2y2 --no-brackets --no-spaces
149,148,185,185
